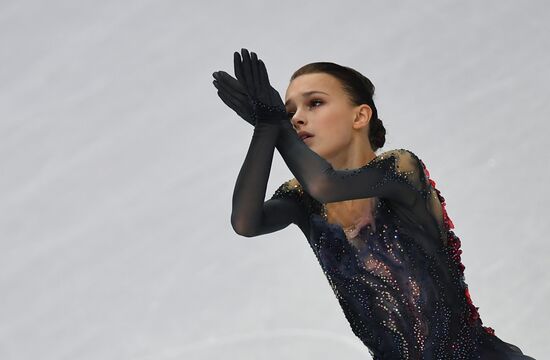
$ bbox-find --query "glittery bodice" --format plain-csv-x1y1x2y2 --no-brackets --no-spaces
269,149,531,360
310,198,482,359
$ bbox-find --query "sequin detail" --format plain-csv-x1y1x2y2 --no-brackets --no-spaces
270,149,497,359
251,99,288,125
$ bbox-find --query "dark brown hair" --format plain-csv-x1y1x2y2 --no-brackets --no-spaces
290,62,386,152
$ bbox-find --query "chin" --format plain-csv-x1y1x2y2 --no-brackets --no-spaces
311,147,326,157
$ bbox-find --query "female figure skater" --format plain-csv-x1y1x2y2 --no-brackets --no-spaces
212,49,535,360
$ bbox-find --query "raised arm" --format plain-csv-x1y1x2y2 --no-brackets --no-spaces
230,122,307,237
218,49,309,237
275,119,423,207
230,122,276,236
213,49,423,220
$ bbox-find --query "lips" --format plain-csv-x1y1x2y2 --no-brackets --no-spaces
298,131,314,141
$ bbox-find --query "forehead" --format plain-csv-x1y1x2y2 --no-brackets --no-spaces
285,73,344,102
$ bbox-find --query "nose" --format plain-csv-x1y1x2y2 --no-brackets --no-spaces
290,111,306,130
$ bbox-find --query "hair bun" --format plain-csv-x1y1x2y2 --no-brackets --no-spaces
369,117,386,151
290,62,386,151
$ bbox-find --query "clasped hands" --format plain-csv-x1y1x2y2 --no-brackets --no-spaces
212,48,290,126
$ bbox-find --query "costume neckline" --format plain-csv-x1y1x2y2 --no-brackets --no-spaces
337,154,379,172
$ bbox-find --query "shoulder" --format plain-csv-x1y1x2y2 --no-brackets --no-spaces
378,148,429,190
377,148,424,171
271,177,304,200
271,178,324,217
287,177,300,188
378,148,422,162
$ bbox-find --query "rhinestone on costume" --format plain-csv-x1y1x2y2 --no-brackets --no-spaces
269,149,512,359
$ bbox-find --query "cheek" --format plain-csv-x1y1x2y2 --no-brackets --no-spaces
318,108,351,136
317,107,340,127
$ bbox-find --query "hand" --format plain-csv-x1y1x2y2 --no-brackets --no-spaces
213,70,289,128
233,48,288,125
213,70,255,126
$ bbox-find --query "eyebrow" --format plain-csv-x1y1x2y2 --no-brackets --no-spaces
285,91,329,107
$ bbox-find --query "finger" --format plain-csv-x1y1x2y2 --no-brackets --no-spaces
259,60,278,104
217,90,254,125
234,51,245,85
213,79,228,95
258,59,271,89
250,52,261,95
241,48,255,96
216,88,239,110
214,79,235,98
215,83,242,108
217,90,243,117
214,72,247,99
216,71,246,94
215,77,249,104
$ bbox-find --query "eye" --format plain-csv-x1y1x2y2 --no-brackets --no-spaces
286,99,323,120
309,99,323,108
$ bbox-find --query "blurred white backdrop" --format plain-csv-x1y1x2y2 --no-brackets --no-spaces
0,1,548,359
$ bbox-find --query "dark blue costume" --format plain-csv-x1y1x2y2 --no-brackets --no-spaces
216,48,535,359
268,148,534,359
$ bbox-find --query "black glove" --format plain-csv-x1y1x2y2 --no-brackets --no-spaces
231,48,289,126
213,69,290,129
212,70,255,126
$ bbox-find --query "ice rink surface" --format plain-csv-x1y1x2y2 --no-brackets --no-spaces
0,1,548,359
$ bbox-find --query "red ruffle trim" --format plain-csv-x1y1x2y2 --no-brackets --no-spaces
421,161,495,336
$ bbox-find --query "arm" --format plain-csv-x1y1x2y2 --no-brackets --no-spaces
217,49,421,234
214,50,309,237
213,51,419,210
275,120,422,208
231,122,305,237
273,125,444,242
273,119,452,246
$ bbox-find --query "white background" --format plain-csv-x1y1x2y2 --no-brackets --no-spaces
0,1,548,359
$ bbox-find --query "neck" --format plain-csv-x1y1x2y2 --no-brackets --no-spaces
327,136,377,170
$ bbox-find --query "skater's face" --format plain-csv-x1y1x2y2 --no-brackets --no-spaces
284,73,372,161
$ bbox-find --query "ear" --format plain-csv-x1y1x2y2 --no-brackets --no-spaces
352,104,372,130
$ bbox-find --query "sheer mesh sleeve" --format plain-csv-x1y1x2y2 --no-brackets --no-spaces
267,178,317,236
276,121,423,207
275,121,447,243
231,119,445,242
